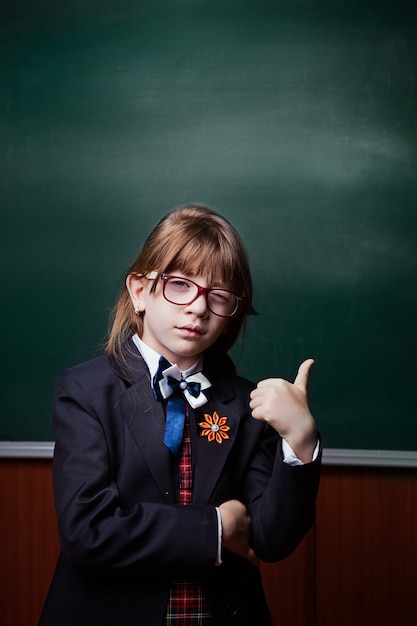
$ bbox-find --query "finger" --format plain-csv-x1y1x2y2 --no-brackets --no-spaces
247,548,260,567
255,378,282,389
250,387,269,403
249,397,261,410
250,406,265,422
293,358,315,391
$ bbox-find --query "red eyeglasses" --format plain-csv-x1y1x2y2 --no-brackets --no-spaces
154,273,243,317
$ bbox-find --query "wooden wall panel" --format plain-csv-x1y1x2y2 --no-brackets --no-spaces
0,460,60,626
315,466,417,626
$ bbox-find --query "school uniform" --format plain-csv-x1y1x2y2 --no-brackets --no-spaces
39,338,321,626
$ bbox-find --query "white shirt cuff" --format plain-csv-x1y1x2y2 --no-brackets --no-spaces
215,507,222,565
282,438,320,466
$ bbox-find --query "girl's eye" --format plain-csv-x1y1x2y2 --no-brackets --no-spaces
210,290,231,303
170,279,191,290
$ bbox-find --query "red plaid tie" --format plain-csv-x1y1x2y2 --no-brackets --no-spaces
165,406,212,625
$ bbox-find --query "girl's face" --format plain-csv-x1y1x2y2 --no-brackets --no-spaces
127,271,230,370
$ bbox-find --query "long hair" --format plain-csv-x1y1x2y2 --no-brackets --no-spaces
106,204,255,358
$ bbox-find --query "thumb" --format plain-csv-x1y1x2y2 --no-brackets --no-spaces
293,358,315,391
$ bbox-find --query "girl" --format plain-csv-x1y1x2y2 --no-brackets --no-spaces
39,204,321,626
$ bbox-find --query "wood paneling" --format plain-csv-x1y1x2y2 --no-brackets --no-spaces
0,460,60,626
315,466,417,626
1,460,417,626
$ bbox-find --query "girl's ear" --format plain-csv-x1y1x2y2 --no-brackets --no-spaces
126,274,146,313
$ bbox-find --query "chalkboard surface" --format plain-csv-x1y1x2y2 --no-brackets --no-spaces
1,0,416,450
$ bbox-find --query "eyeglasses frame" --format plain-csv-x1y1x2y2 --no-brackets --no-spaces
145,272,243,318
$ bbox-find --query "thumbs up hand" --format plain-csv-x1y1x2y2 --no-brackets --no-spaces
249,359,317,463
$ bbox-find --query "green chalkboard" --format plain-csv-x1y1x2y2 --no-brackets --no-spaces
1,0,416,450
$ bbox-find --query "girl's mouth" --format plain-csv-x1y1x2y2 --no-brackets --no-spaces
177,325,205,337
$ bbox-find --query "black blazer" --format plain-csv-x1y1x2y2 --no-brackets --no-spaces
39,340,321,626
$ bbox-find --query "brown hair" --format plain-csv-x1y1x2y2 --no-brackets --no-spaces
106,204,255,358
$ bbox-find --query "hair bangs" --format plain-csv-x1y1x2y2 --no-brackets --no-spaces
164,236,237,288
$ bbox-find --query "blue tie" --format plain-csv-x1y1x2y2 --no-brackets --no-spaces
152,356,210,456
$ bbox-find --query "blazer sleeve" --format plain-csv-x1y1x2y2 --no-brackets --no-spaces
248,435,321,562
52,369,219,571
235,382,322,563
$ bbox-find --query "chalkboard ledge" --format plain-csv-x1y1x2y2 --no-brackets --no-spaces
1,442,417,468
0,441,55,458
322,448,417,468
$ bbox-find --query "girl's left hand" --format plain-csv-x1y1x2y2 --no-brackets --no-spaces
249,359,317,463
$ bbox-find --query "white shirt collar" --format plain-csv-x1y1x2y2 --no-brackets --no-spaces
131,334,203,380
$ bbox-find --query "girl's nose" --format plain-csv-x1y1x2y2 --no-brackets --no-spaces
184,293,209,316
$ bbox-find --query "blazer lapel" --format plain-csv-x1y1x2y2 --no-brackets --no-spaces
192,391,241,505
112,342,176,502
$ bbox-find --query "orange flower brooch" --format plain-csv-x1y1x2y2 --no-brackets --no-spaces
199,411,230,444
